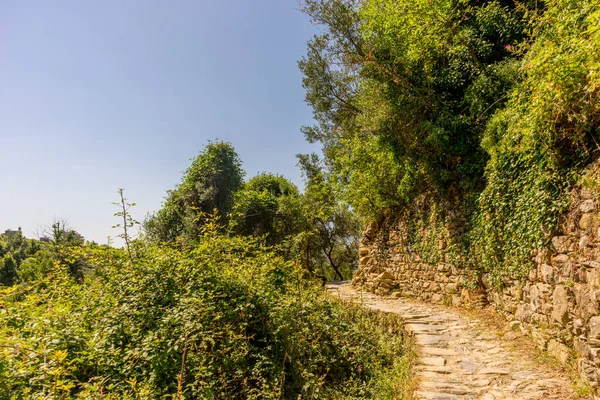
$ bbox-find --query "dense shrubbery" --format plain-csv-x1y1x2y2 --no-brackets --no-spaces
300,0,600,282
0,222,411,399
0,139,408,398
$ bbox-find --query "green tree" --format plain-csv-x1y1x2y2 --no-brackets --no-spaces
145,141,245,242
0,254,18,286
39,219,87,280
0,228,44,285
295,153,362,281
230,173,304,246
299,0,530,217
17,254,53,283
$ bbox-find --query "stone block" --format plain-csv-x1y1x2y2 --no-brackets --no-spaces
515,303,533,323
509,320,521,330
481,274,492,289
445,282,459,294
552,285,571,326
553,254,571,268
451,295,461,307
541,303,553,315
587,268,600,287
580,213,595,231
578,358,600,382
581,187,595,200
579,235,590,249
528,268,537,282
375,271,394,282
581,199,596,214
589,316,600,340
574,318,585,336
548,339,571,365
540,264,554,283
431,293,444,303
531,329,549,350
552,236,572,254
531,283,552,312
574,284,597,323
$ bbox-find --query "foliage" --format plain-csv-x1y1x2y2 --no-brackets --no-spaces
144,141,245,243
294,154,362,281
113,188,140,263
230,173,304,246
300,0,600,283
0,229,42,286
471,0,600,281
300,0,529,218
0,222,411,399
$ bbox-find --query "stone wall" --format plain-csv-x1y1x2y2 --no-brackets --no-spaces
352,185,600,387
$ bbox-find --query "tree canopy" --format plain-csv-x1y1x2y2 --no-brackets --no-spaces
300,0,600,281
144,141,245,242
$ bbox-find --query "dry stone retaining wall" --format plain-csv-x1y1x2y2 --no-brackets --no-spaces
352,185,600,387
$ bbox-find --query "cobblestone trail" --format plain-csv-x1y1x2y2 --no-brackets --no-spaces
326,282,579,400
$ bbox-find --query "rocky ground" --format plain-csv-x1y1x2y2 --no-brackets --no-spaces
326,282,583,400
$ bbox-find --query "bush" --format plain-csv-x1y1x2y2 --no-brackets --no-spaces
0,224,411,399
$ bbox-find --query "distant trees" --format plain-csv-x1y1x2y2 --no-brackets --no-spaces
144,141,245,242
0,254,18,286
0,221,88,286
0,228,41,285
38,219,85,248
38,219,87,279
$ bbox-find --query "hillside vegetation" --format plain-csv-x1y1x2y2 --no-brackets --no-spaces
0,223,410,399
0,144,411,399
2,0,598,398
300,0,600,283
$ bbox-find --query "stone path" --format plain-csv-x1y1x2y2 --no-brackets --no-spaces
326,282,580,400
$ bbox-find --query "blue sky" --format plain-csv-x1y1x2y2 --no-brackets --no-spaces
0,1,320,243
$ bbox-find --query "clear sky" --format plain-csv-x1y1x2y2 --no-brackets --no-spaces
0,1,320,243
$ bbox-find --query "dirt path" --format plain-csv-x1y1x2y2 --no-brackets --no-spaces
326,282,580,400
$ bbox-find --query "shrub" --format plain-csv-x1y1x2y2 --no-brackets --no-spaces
0,225,411,399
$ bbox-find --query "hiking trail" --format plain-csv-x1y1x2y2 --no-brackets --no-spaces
326,281,580,400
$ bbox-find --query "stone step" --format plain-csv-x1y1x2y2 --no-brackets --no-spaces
328,282,577,400
415,366,454,374
419,357,447,366
420,347,460,356
405,323,448,334
414,390,462,400
415,334,451,346
420,381,482,396
478,367,511,375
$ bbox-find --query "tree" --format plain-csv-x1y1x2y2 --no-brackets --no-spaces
0,254,18,286
17,255,53,282
294,154,361,281
299,0,531,218
145,141,245,242
0,228,42,285
38,219,85,248
230,173,304,246
38,219,87,280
